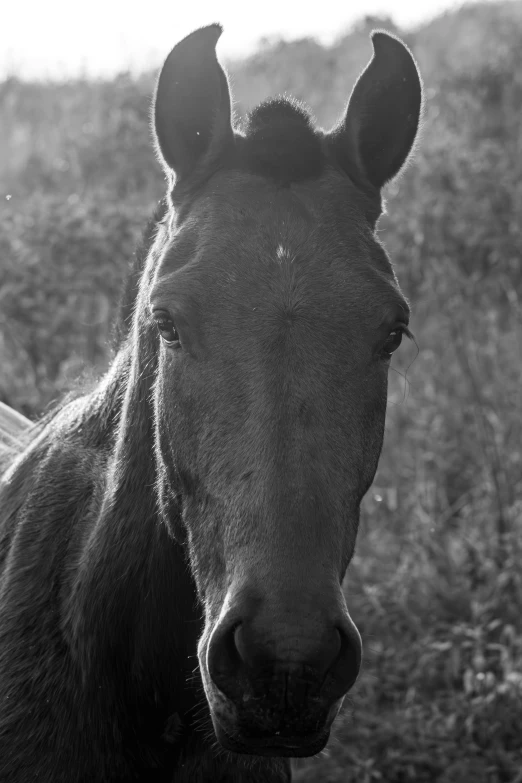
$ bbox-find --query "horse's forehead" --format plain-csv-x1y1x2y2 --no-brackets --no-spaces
190,173,372,265
200,179,319,237
156,173,397,316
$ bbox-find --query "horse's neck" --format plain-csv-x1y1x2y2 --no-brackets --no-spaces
66,338,200,705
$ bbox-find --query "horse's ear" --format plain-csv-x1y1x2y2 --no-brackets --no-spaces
153,24,233,181
328,31,422,191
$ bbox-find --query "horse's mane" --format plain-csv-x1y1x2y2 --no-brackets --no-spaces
26,199,169,439
113,197,169,346
241,97,324,185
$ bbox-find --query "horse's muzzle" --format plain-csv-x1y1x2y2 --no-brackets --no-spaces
202,588,361,756
212,716,334,758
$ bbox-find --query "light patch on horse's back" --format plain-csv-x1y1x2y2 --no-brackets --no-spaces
0,402,31,473
276,245,294,264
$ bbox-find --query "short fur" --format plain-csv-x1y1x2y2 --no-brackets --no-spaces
0,24,422,782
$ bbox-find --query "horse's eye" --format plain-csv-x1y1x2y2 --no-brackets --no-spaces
381,328,404,358
154,315,179,345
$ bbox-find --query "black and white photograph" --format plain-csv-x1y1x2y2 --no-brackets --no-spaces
0,1,520,780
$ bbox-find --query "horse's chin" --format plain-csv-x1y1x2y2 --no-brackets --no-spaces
212,719,330,758
203,662,344,758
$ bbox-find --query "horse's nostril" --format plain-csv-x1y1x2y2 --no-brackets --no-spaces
207,621,244,699
233,623,247,663
328,627,342,671
331,621,362,692
208,612,361,706
301,626,343,682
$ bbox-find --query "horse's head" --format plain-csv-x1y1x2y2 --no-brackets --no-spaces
148,25,421,757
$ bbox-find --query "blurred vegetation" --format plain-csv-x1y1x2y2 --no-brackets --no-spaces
1,1,521,780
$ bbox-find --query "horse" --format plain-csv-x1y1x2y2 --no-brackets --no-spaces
0,24,422,782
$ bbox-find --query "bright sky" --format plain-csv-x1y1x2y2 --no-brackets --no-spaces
1,0,493,79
